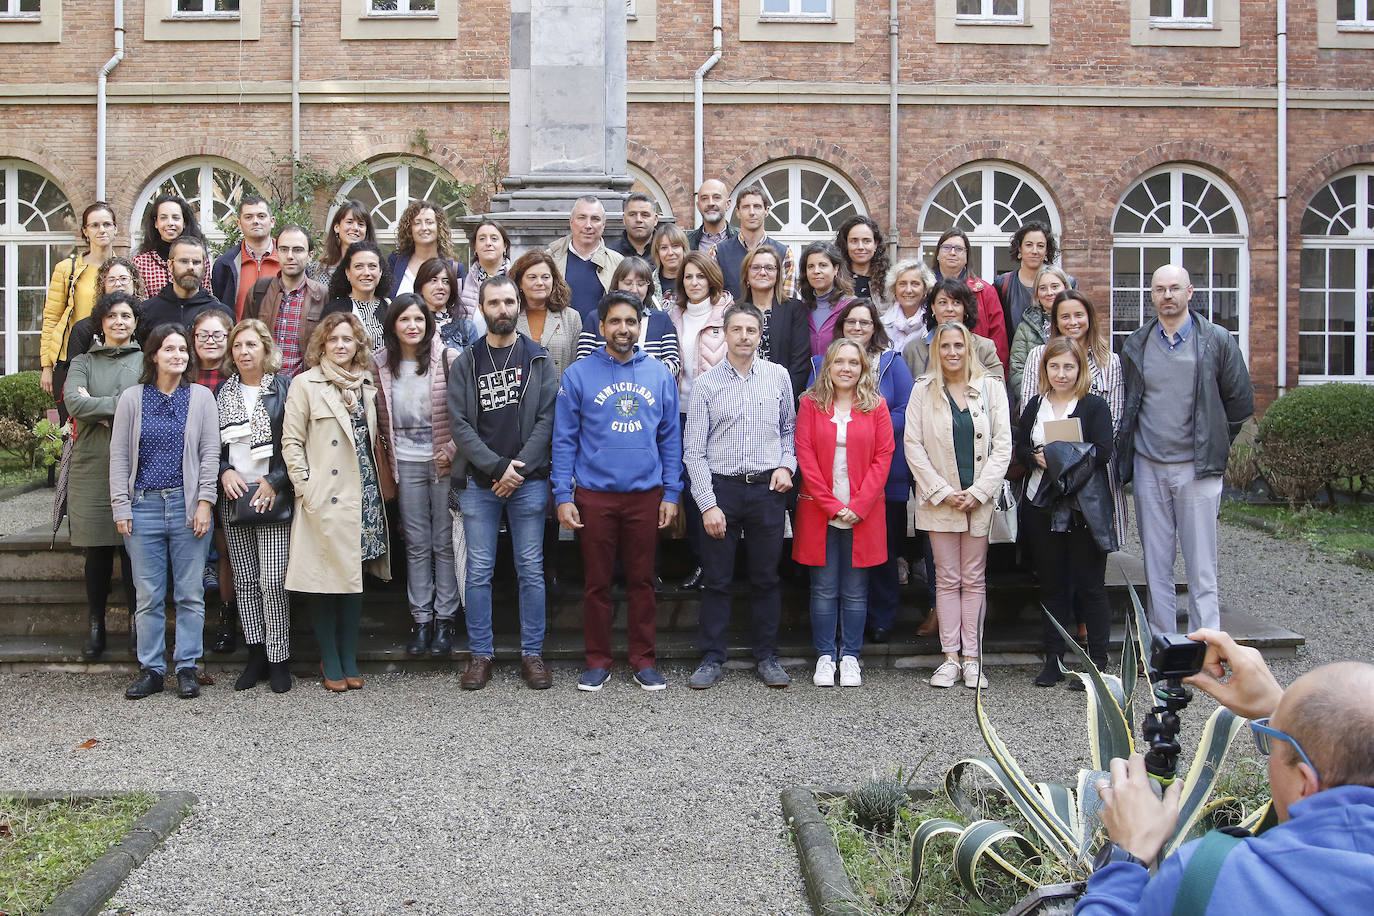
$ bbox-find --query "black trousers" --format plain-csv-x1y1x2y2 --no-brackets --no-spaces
1025,506,1110,667
697,478,785,665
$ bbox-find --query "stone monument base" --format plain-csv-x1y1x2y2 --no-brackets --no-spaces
478,172,635,254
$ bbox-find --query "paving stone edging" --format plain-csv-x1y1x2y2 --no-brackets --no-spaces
0,477,47,501
780,786,866,916
5,789,197,916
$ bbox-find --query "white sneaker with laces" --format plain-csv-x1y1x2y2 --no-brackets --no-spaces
839,655,862,687
929,659,961,688
813,655,836,687
963,659,988,689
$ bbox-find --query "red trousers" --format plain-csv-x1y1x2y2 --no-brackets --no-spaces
575,487,663,671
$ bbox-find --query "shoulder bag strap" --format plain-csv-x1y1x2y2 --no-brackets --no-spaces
1170,830,1245,916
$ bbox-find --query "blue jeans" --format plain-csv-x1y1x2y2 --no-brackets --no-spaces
810,526,868,659
458,479,547,657
122,487,212,674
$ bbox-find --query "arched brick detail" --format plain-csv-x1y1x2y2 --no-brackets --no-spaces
1092,141,1271,242
717,140,884,221
905,142,1089,245
1290,143,1374,234
627,139,690,218
0,147,85,218
112,140,277,222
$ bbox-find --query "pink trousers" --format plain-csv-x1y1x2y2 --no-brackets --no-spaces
927,530,988,657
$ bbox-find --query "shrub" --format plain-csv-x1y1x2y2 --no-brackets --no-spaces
1257,383,1374,504
1224,418,1262,491
0,371,56,425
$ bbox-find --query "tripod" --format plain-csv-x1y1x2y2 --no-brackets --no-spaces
1142,678,1193,787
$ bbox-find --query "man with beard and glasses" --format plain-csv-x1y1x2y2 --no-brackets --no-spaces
137,235,232,343
447,276,559,691
687,179,738,255
552,291,681,693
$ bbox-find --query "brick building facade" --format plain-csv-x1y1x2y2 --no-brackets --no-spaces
2,1,1372,403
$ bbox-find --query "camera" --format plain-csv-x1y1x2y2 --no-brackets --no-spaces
1149,633,1207,682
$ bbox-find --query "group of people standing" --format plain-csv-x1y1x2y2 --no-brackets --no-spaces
38,178,1253,697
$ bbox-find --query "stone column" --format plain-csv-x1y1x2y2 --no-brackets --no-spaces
485,0,633,253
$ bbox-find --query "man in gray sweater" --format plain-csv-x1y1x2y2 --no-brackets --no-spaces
1117,264,1254,635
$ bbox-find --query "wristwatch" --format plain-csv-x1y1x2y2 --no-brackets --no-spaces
1093,843,1149,872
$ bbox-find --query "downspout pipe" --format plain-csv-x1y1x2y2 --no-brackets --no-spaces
95,0,125,201
1276,0,1289,392
888,0,899,260
292,0,302,192
693,0,723,221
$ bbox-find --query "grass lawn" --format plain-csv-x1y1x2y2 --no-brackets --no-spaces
0,453,45,491
1222,500,1374,570
0,793,156,915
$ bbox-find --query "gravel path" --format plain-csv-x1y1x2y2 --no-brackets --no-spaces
2,512,1370,915
0,486,52,537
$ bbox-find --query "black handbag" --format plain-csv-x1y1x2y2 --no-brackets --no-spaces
225,482,293,527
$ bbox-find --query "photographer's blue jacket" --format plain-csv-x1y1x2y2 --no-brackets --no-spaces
552,346,681,504
1075,785,1374,915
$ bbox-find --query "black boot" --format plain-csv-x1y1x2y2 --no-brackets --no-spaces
429,619,454,658
235,644,269,691
267,660,292,694
1034,655,1064,687
212,601,237,654
406,621,434,656
82,610,107,661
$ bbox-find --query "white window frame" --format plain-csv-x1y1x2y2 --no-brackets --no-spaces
733,159,866,267
1131,0,1236,45
759,0,833,21
131,159,262,252
148,0,257,40
366,0,437,16
334,157,469,258
936,0,1047,44
172,0,240,18
626,0,636,18
955,0,1025,24
0,160,75,375
0,0,57,42
0,0,40,20
918,162,1060,282
1110,166,1249,359
1149,0,1213,27
1298,168,1374,382
342,0,453,39
1338,0,1374,28
742,0,853,42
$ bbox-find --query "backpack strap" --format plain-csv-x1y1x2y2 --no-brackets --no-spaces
1170,829,1246,916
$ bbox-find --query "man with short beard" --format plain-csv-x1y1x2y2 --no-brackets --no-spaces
211,195,280,318
613,192,660,260
553,291,681,692
242,225,329,378
447,276,560,691
710,182,796,301
137,235,232,343
687,179,737,254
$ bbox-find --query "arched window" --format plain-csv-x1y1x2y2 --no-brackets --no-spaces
918,162,1059,280
132,158,262,251
335,157,468,258
1110,166,1249,356
0,161,75,374
734,159,865,259
1300,168,1374,381
628,164,674,224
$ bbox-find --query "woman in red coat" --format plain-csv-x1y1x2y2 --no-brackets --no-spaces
794,338,895,688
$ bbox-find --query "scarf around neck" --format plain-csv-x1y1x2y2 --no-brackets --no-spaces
319,357,366,408
217,373,276,464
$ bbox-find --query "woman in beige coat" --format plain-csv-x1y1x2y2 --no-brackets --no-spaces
282,311,391,692
904,321,1011,691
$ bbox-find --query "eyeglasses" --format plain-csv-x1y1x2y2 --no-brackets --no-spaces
843,318,874,328
194,331,228,343
939,244,967,255
1250,718,1320,781
749,264,778,274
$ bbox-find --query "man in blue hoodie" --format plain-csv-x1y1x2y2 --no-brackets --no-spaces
1077,628,1374,915
553,291,682,692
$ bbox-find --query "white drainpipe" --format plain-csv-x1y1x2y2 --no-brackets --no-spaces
1276,0,1289,392
888,0,899,260
292,0,302,191
693,0,723,220
95,0,125,200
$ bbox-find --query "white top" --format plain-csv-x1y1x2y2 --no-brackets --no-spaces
679,296,713,402
228,384,271,480
829,407,853,529
396,265,417,296
1026,394,1078,502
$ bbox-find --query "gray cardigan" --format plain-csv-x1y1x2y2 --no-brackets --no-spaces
109,383,220,526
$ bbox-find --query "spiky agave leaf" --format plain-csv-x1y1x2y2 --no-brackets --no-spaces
1044,606,1134,768
1163,704,1245,857
1075,769,1112,864
1239,799,1280,836
1121,614,1139,727
952,820,1041,904
1126,580,1155,678
903,817,964,914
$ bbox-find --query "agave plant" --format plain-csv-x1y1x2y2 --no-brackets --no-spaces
904,583,1277,910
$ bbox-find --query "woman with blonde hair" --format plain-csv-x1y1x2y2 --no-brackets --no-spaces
41,202,118,418
282,312,391,691
794,338,894,688
904,321,1011,690
652,224,690,309
1008,264,1072,397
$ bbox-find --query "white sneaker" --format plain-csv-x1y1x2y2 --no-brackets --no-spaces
896,557,909,586
839,656,862,687
929,659,961,688
813,655,836,687
963,659,988,689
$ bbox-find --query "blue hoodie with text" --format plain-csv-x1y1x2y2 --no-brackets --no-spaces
552,345,682,504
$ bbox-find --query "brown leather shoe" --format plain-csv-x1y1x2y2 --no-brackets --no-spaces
461,656,493,690
320,663,348,692
916,613,939,637
344,676,364,690
521,655,552,690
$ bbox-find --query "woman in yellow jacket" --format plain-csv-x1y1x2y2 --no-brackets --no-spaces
40,203,118,418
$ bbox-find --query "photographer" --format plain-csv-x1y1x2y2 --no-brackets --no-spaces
1078,628,1374,914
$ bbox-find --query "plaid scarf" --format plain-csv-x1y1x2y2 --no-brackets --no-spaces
217,373,276,465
